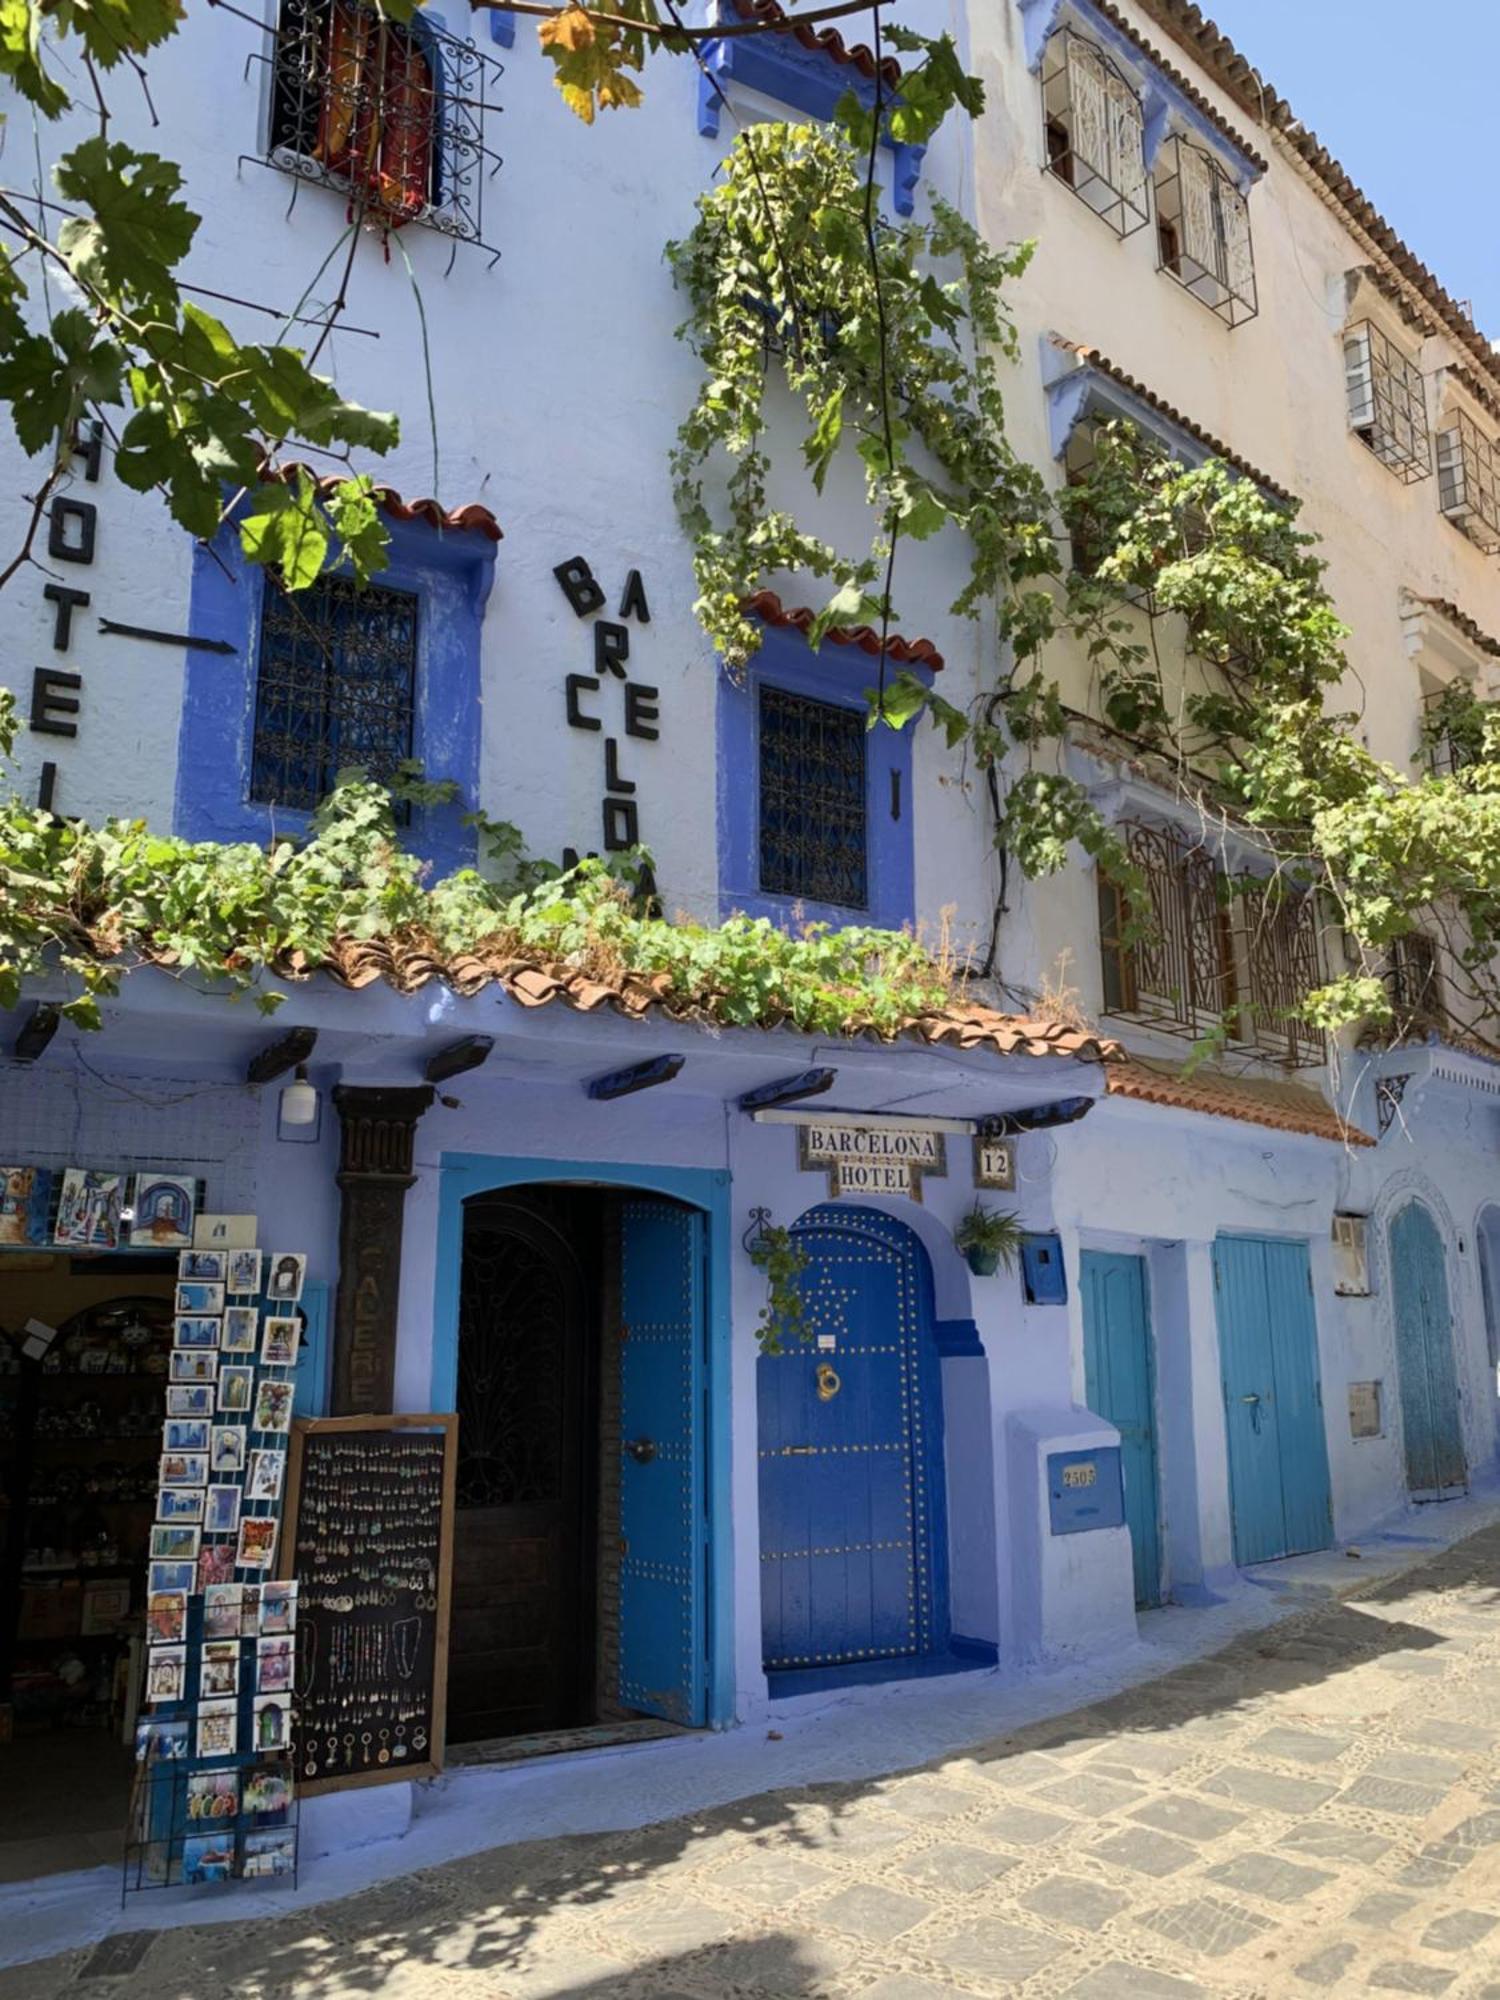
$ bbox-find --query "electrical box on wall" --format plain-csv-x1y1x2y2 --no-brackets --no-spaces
1022,1232,1067,1305
1332,1213,1371,1296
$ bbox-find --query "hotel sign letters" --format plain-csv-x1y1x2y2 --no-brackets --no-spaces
554,554,659,871
797,1121,947,1201
972,1135,1017,1191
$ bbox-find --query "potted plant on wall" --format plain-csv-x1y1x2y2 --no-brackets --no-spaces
954,1202,1023,1278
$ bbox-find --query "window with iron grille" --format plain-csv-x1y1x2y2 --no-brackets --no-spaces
264,0,501,249
1153,135,1257,329
1386,931,1444,1026
757,685,868,910
1040,29,1150,240
250,575,418,815
1344,321,1430,483
1236,882,1325,1068
1436,407,1500,553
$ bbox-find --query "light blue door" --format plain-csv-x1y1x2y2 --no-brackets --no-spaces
758,1206,947,1675
1082,1251,1161,1606
1214,1236,1333,1565
618,1198,706,1725
1389,1202,1467,1500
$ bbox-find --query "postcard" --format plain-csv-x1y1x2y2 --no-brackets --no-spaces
179,1248,227,1282
196,1693,242,1756
203,1583,243,1640
265,1252,306,1303
218,1364,253,1413
210,1425,246,1475
130,1173,196,1249
148,1559,197,1596
146,1592,187,1644
197,1542,237,1591
149,1524,200,1562
241,1828,295,1878
144,1644,186,1705
260,1316,300,1368
205,1483,242,1536
256,1634,293,1695
170,1350,218,1384
156,1487,204,1524
199,1640,240,1699
186,1770,239,1822
165,1384,214,1418
239,1584,261,1635
228,1247,263,1296
237,1516,278,1571
0,1166,51,1246
257,1580,296,1635
158,1453,208,1488
163,1419,209,1453
54,1167,124,1250
182,1833,235,1883
222,1306,258,1353
252,1694,290,1753
245,1449,286,1504
174,1316,221,1350
242,1764,292,1817
175,1281,224,1316
135,1716,188,1763
194,1212,256,1248
252,1378,293,1434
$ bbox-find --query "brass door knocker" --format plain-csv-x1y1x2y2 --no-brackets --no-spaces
815,1361,841,1402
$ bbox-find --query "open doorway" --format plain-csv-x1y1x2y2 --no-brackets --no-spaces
448,1184,707,1758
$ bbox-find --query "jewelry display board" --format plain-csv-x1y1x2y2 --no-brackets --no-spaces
279,1413,457,1795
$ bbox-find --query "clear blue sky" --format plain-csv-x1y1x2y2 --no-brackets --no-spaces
1201,0,1500,337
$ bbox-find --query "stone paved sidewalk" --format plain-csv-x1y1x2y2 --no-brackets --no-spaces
11,1523,1500,2000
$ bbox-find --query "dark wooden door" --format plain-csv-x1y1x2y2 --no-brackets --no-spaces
449,1193,596,1743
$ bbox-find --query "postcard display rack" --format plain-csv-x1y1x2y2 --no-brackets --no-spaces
280,1414,457,1794
124,1245,310,1896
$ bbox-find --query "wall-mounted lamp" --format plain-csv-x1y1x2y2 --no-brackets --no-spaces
277,1064,321,1142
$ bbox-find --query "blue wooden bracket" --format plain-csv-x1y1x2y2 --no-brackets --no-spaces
737,1067,837,1112
981,1096,1094,1136
424,1034,494,1084
586,1054,686,1101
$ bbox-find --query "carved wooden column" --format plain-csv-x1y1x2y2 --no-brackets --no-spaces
330,1084,434,1416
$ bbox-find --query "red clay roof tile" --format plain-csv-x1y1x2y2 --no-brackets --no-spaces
743,589,945,671
726,0,903,89
1106,1053,1372,1145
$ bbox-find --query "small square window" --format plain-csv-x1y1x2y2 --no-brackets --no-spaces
1153,135,1257,328
757,685,869,911
1344,321,1430,483
1039,30,1150,240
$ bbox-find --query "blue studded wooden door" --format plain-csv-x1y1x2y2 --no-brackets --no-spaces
1389,1202,1467,1501
1081,1251,1162,1607
618,1197,706,1726
758,1205,947,1675
1214,1235,1333,1566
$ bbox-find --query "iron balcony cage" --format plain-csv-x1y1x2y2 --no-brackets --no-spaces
259,0,503,258
1153,135,1257,329
1236,883,1325,1069
1343,320,1431,484
1436,406,1500,554
1040,29,1151,241
1385,930,1446,1030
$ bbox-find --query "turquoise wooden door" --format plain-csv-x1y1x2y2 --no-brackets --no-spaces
1214,1236,1333,1565
1389,1202,1467,1500
1082,1251,1161,1606
618,1198,706,1725
758,1206,947,1675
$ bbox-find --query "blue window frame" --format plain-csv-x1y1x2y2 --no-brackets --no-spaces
716,623,921,929
177,511,496,875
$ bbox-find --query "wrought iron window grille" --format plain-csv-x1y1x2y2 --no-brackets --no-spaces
1040,30,1150,241
1421,685,1482,778
1385,930,1445,1031
1436,406,1500,553
1235,881,1325,1069
1344,320,1431,483
757,684,869,911
249,573,418,817
1152,135,1257,329
253,0,503,264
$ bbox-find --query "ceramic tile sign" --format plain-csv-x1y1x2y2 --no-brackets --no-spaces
797,1120,947,1201
972,1135,1017,1192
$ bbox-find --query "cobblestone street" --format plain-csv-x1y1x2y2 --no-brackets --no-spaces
11,1523,1500,2000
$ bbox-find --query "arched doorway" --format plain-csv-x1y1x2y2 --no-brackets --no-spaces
448,1185,707,1745
758,1204,948,1683
1388,1200,1467,1500
1476,1205,1500,1451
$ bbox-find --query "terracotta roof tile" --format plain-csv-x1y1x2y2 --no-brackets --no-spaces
1051,336,1296,502
726,0,903,89
1106,1053,1372,1145
265,461,502,542
267,934,1121,1065
744,588,945,671
1409,595,1500,661
1130,1,1500,399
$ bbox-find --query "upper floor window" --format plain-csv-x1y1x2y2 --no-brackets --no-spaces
250,575,418,816
1386,930,1444,1027
757,685,868,910
1344,320,1431,484
1153,136,1256,328
1040,30,1149,239
1436,405,1500,554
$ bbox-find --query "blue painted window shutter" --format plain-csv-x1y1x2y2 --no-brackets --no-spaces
1022,1232,1068,1304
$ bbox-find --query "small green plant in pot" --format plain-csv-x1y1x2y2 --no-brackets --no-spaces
954,1202,1023,1278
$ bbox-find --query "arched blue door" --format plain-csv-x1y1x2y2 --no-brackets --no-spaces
1389,1202,1467,1501
758,1206,948,1677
